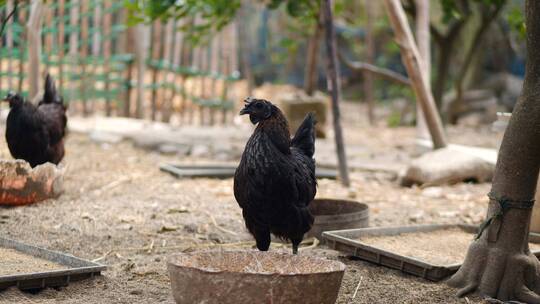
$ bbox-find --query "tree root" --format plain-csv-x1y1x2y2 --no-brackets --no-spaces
448,239,540,303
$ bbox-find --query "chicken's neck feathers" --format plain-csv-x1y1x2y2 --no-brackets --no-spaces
254,108,291,154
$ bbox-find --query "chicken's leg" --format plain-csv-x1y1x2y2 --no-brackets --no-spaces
291,238,301,255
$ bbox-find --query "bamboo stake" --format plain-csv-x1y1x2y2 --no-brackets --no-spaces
364,0,375,125
322,0,350,186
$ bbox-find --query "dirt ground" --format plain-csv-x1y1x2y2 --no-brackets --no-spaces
0,111,498,304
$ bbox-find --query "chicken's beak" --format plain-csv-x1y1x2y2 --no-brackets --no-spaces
3,91,15,102
239,107,250,115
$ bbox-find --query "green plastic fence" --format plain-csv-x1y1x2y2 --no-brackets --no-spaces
0,0,239,114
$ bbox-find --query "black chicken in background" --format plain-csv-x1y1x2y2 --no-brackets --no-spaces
4,74,67,167
234,97,317,254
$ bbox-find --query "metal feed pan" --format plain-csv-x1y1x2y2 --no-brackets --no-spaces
323,224,540,282
0,236,106,290
160,163,338,179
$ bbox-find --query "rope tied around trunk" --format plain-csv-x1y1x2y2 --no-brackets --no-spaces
475,192,535,240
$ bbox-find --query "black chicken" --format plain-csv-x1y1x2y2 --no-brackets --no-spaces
4,74,67,168
234,98,317,254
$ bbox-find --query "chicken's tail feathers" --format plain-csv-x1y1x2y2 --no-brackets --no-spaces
43,74,56,104
291,112,316,158
43,74,65,107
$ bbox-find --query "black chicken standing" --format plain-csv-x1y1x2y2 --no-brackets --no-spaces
4,74,67,168
234,98,317,254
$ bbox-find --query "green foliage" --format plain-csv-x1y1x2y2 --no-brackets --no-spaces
506,5,526,39
268,0,319,20
440,0,463,23
126,0,325,45
386,111,402,128
439,0,507,23
125,0,241,45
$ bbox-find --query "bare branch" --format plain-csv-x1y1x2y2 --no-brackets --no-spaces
0,1,18,36
338,51,411,86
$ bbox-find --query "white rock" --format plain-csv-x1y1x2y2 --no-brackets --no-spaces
400,147,495,187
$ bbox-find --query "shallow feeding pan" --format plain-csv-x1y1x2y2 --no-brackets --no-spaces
0,236,105,290
160,163,338,179
323,224,540,281
307,198,369,240
167,250,345,304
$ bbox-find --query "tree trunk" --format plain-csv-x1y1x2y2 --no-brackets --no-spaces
448,4,504,124
304,8,323,96
364,0,375,125
322,0,350,187
448,2,540,302
431,19,468,108
383,0,447,149
414,0,429,139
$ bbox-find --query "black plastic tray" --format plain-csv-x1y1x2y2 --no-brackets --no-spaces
0,236,106,290
323,224,540,281
160,163,338,179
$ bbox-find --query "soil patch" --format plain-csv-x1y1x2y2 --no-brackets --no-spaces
0,248,66,275
359,228,540,266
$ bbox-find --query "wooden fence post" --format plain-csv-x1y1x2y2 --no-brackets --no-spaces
161,19,174,122
209,34,219,125
90,0,102,114
44,4,53,70
17,8,27,93
57,0,65,93
27,0,44,101
80,0,90,115
171,20,184,122
150,20,162,120
6,0,14,90
68,0,79,110
134,24,149,119
103,1,112,116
